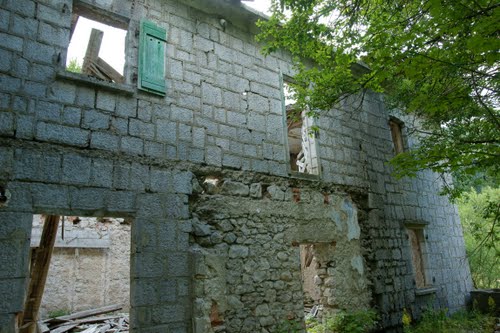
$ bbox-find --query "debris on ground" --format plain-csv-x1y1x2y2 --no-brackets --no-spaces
38,304,129,333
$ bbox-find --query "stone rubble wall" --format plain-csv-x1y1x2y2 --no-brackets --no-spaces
189,176,372,333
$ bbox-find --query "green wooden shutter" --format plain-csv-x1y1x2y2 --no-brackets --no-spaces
138,20,167,95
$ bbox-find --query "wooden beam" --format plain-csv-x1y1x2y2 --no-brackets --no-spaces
20,215,60,333
52,304,122,322
82,28,103,75
96,57,124,83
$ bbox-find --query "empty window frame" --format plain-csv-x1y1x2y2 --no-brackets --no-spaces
283,79,320,175
407,227,429,289
389,118,405,154
66,2,128,83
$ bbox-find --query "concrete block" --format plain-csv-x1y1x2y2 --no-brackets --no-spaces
0,48,12,72
178,94,201,112
16,114,35,139
205,145,222,166
173,171,192,194
31,183,69,209
222,154,241,169
113,163,131,190
116,97,137,118
129,118,155,140
69,187,106,210
106,190,136,213
82,110,109,130
50,81,77,104
23,80,47,97
0,112,14,136
150,169,172,193
75,86,96,108
0,32,23,52
38,22,69,47
90,158,113,188
24,40,53,64
178,123,191,142
111,116,128,135
167,253,189,277
201,82,222,106
120,136,144,155
35,122,89,147
90,131,119,151
0,277,28,315
37,3,70,27
0,9,9,31
192,126,205,148
37,153,62,183
0,93,10,110
96,91,116,112
171,106,193,123
0,74,21,93
31,63,54,82
0,147,13,179
156,119,177,144
145,141,165,158
36,100,61,122
62,154,91,185
129,162,150,192
247,113,266,131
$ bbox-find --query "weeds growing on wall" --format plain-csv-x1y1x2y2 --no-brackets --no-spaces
403,309,495,333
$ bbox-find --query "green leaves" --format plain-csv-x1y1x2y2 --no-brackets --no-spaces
258,0,500,196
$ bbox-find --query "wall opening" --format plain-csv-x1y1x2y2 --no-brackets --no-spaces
389,118,405,155
283,80,320,175
66,2,127,82
298,242,337,323
406,227,429,289
28,215,131,331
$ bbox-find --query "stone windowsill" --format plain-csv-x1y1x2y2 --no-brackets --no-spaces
290,171,321,181
56,70,135,95
415,287,437,296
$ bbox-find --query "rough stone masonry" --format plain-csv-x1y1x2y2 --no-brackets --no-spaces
0,0,473,332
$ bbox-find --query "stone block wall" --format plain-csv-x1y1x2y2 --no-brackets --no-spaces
0,0,472,332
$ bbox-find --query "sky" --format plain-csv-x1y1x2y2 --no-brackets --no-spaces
67,1,272,72
243,0,272,14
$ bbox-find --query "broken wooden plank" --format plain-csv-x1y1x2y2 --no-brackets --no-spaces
97,324,111,333
50,323,79,333
20,215,61,333
48,315,123,330
53,304,122,322
79,326,100,333
96,57,124,83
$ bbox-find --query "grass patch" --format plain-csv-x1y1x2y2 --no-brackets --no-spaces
404,309,495,333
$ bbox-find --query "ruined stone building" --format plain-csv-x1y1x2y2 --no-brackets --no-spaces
0,0,474,332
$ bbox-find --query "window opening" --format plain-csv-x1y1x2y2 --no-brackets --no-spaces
389,118,405,154
25,215,131,332
284,80,319,175
66,7,127,83
407,228,429,289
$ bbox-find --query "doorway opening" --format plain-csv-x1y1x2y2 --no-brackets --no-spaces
23,215,131,332
299,242,337,322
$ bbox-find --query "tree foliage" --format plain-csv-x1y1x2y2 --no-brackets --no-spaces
257,0,499,195
458,187,500,289
66,58,82,73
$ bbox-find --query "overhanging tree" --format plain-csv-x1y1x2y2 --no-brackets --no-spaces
257,0,499,196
